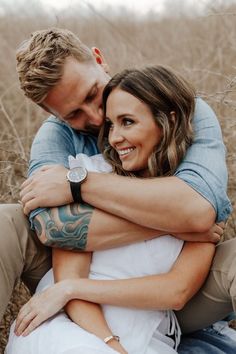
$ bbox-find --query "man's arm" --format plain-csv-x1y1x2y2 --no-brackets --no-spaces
22,99,232,237
33,203,222,251
82,173,215,233
33,204,164,251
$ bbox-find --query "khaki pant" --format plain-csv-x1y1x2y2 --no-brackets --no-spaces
176,237,236,333
0,204,235,334
0,204,51,320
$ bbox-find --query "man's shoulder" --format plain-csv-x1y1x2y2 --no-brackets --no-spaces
32,115,99,157
37,115,74,135
33,115,85,144
194,97,218,121
193,97,221,133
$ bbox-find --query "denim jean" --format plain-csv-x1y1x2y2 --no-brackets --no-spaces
178,320,236,354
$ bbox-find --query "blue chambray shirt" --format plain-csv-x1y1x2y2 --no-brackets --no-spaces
29,97,232,225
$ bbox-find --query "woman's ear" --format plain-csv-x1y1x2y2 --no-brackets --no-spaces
91,47,110,73
170,111,176,124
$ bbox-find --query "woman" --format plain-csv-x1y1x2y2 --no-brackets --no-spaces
6,66,219,354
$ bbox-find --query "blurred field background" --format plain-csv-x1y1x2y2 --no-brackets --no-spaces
0,0,236,350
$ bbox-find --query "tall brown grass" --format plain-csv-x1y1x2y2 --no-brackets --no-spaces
0,0,235,351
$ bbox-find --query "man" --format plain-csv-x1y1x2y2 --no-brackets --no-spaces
1,28,236,350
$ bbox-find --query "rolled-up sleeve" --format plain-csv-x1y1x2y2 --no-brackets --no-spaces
28,116,98,224
175,98,232,222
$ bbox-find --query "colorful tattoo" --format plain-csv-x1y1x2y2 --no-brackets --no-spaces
33,203,94,250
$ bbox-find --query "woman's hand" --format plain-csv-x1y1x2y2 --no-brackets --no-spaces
14,280,72,336
175,222,225,243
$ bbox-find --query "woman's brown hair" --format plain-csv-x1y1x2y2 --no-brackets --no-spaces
98,65,196,177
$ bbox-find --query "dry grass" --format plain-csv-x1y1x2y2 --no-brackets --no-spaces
0,0,235,351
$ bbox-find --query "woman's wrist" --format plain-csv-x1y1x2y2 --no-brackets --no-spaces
62,278,80,303
104,335,120,344
61,279,127,353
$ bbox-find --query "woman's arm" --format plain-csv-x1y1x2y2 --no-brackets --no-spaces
52,249,127,354
14,241,215,336
67,241,215,310
15,248,127,353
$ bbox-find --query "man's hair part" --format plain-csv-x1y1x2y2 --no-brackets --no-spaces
16,28,94,104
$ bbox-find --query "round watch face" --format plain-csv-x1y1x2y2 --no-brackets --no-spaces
67,167,87,183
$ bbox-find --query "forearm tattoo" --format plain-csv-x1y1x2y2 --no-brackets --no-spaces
33,203,94,250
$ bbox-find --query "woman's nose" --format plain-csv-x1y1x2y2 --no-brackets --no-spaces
109,127,124,146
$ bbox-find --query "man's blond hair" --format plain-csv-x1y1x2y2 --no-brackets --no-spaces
16,28,94,104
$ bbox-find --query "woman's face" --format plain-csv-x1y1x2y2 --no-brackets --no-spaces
106,88,162,176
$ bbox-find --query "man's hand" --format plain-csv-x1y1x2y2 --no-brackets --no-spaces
20,165,73,215
174,222,225,243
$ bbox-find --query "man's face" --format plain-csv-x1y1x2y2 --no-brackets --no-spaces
43,56,111,134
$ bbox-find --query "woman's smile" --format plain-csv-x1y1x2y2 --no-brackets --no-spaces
116,147,136,158
106,88,162,175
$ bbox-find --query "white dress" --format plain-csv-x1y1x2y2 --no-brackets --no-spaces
6,154,184,354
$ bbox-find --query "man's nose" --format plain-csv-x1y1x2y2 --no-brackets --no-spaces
85,105,103,126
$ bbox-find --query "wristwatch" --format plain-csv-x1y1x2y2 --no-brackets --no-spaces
66,167,88,203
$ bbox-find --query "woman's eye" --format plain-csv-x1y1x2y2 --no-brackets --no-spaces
105,119,114,130
123,118,134,126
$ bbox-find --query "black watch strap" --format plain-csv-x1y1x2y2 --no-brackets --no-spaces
70,181,83,203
